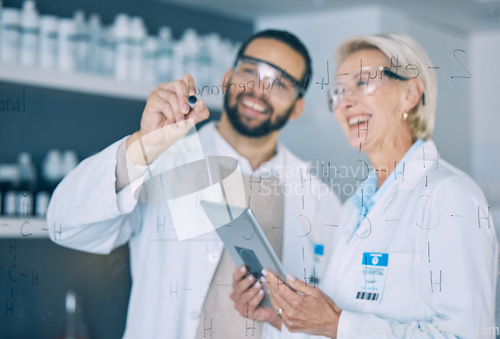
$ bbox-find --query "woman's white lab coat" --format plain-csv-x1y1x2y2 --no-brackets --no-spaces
47,122,341,338
320,140,498,339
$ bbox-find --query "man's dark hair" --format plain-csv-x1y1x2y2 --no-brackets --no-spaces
234,29,313,97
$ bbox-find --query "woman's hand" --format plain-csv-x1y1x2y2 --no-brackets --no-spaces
263,270,342,337
230,266,282,330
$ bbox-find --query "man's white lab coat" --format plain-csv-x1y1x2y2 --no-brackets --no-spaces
47,122,341,338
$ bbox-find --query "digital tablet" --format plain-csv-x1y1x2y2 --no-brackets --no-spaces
200,200,289,308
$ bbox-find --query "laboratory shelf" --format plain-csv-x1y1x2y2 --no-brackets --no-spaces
0,217,49,238
0,63,223,110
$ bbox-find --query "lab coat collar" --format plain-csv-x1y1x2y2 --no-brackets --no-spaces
394,139,440,191
346,139,440,236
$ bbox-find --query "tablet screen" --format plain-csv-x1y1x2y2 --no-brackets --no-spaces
235,246,264,279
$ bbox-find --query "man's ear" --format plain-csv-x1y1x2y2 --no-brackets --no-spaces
221,69,233,90
289,98,305,121
403,78,425,111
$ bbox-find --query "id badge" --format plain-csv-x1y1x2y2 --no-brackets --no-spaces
355,252,389,304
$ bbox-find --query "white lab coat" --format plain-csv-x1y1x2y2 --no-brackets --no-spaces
47,122,341,339
321,140,498,338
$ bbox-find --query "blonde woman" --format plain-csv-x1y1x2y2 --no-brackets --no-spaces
231,33,498,339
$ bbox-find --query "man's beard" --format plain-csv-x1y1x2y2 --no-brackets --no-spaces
224,91,295,138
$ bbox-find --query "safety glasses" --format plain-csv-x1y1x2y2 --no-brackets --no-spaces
232,55,304,100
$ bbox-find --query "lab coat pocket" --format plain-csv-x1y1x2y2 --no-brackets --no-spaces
377,253,422,321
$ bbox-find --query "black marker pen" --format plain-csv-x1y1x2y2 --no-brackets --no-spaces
188,95,197,110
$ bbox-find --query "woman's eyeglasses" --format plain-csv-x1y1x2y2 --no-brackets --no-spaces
328,66,424,112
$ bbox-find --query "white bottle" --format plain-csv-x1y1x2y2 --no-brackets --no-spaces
198,37,211,88
181,29,199,82
222,39,238,75
1,8,20,64
3,191,16,216
18,152,37,189
0,0,3,60
19,0,39,66
205,33,222,88
231,42,241,68
156,26,172,83
17,152,37,217
57,18,76,72
61,290,89,339
0,164,19,216
128,16,146,83
87,13,101,74
61,150,78,177
143,35,158,85
73,10,89,73
100,27,115,76
35,191,49,217
172,41,184,81
38,15,57,69
113,13,130,81
41,149,62,190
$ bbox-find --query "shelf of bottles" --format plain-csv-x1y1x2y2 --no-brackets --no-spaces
0,1,239,107
0,63,155,101
0,150,75,239
0,2,242,237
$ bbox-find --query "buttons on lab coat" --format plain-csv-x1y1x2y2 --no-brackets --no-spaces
208,252,219,263
190,310,200,320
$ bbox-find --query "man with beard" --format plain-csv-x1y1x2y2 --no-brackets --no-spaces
47,30,341,338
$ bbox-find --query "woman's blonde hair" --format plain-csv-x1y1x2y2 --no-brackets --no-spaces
335,33,437,140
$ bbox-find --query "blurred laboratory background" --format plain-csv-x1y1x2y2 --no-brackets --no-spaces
0,0,499,337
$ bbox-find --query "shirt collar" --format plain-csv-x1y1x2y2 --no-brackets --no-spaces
207,121,284,178
352,138,425,216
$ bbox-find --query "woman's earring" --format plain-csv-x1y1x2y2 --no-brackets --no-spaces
402,111,408,121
